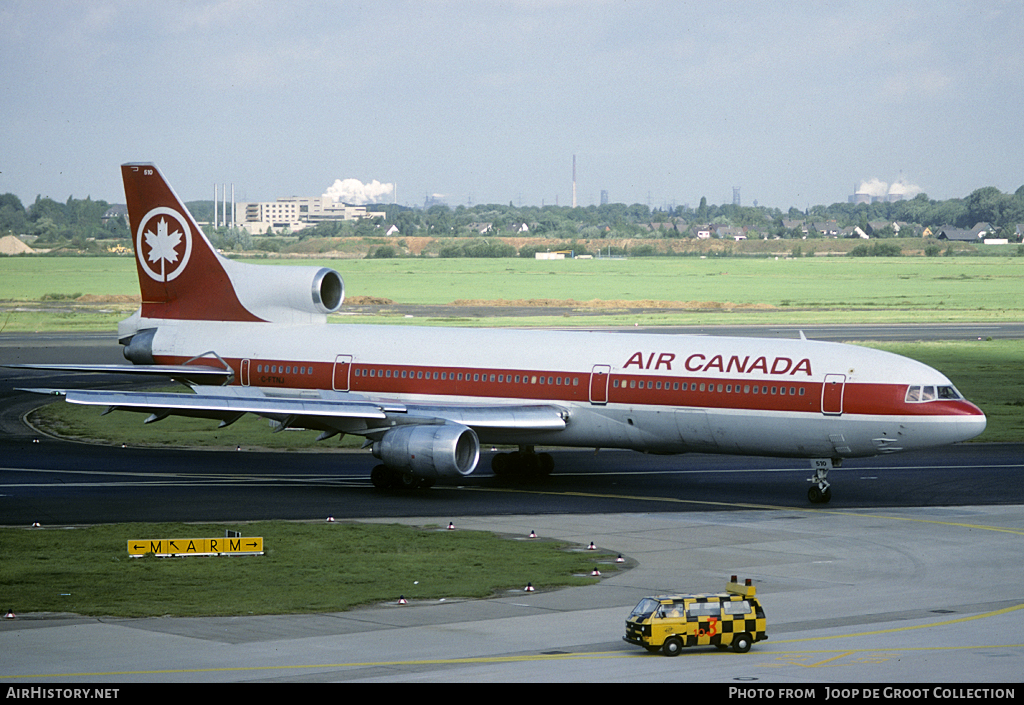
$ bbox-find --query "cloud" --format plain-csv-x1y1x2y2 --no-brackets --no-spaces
324,178,394,205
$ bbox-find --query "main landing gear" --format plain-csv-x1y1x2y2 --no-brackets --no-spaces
370,465,435,490
490,445,555,479
807,458,840,504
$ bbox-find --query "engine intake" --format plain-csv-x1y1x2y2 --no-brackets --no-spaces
372,424,480,479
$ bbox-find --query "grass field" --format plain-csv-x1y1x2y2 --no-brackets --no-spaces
2,255,1024,331
0,522,617,617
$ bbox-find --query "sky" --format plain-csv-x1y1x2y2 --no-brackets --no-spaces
2,0,1023,211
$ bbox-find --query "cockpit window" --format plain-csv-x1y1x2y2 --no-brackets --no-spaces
906,384,962,403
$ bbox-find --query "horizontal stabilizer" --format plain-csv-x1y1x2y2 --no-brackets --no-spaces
4,363,233,384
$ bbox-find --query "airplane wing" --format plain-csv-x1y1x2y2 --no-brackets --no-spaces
19,385,568,437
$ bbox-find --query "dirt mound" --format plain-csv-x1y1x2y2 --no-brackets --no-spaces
0,235,34,255
75,294,141,303
451,298,775,310
346,295,395,305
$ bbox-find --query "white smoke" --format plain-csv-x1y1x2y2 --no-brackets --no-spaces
324,178,394,205
856,177,923,199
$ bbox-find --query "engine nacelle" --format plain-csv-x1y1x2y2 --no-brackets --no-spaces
222,260,344,324
372,424,480,479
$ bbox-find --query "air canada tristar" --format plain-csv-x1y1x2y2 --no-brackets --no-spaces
13,163,987,503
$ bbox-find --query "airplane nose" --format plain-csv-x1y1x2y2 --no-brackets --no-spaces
957,411,987,443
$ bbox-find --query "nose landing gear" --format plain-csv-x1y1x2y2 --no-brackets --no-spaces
807,458,840,504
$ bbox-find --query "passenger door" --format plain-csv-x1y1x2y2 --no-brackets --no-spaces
821,374,846,415
589,365,611,405
332,355,353,392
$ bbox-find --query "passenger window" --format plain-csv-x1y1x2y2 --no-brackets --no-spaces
723,600,751,615
661,603,685,619
687,603,721,620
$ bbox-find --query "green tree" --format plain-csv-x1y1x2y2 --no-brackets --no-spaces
696,197,708,223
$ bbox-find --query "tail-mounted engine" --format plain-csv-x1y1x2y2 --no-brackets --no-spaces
372,423,480,479
222,261,344,324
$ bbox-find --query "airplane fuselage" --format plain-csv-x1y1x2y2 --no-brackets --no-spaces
134,318,986,460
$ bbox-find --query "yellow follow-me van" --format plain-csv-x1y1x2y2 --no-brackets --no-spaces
623,576,768,656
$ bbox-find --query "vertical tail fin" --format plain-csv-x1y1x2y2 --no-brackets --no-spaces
122,163,262,322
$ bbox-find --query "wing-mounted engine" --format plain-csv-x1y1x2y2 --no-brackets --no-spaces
372,423,481,480
222,260,344,324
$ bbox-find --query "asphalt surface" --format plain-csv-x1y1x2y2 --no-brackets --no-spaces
1,329,1022,684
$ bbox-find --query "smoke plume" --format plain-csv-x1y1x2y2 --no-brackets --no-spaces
324,178,394,205
856,177,922,199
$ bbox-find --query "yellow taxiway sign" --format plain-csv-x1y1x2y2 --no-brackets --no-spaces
127,536,263,557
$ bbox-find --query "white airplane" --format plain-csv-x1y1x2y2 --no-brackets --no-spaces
14,163,987,503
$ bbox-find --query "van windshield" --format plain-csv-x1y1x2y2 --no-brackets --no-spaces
629,598,662,617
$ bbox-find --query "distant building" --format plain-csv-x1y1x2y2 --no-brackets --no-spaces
235,196,385,235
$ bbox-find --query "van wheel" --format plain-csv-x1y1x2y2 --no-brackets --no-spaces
732,633,752,653
662,636,683,656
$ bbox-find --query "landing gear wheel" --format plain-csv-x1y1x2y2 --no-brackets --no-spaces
732,633,752,654
490,448,556,481
808,486,833,504
370,465,390,490
662,636,683,657
371,465,432,491
491,453,509,477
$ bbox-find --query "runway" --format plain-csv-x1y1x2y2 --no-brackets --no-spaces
1,330,1022,683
